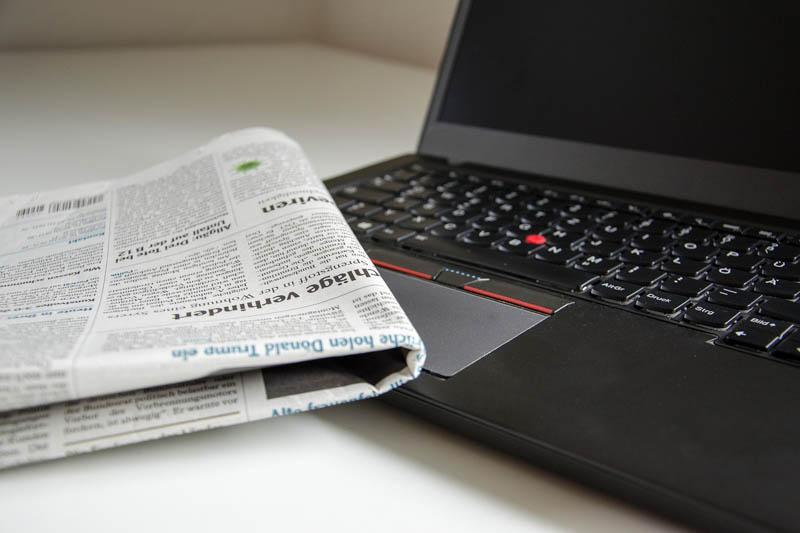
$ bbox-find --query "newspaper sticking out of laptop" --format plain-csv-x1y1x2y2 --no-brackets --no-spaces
0,128,425,468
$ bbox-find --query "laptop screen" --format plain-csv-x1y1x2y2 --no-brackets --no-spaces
421,1,800,220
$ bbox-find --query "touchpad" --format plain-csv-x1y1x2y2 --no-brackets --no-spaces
380,269,547,377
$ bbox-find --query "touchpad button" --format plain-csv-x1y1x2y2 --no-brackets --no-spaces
380,268,546,377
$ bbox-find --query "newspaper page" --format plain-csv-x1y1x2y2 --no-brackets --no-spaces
0,128,425,468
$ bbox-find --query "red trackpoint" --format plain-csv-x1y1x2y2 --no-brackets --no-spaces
525,234,547,246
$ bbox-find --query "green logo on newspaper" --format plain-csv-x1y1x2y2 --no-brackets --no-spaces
235,160,261,173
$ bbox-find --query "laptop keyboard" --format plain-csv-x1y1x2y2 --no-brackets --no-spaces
332,163,800,362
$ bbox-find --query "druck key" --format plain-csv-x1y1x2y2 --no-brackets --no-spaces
636,290,691,315
402,234,598,291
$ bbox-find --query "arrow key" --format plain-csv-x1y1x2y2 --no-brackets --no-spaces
724,326,783,351
774,336,800,361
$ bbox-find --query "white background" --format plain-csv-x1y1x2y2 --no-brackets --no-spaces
0,43,683,532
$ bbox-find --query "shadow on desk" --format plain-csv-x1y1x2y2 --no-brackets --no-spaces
315,400,684,532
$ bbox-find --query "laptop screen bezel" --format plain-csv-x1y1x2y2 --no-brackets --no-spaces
418,0,800,223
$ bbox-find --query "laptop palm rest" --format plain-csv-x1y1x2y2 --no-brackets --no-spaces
380,268,546,377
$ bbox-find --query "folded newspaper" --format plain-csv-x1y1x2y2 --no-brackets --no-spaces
0,128,425,469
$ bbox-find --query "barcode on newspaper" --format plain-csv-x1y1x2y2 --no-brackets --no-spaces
48,194,105,214
15,194,105,218
15,204,45,218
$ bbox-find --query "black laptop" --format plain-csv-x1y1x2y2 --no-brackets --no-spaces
326,1,800,530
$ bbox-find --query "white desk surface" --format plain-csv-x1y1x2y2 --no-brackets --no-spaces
0,43,683,532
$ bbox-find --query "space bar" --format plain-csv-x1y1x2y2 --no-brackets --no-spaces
401,235,597,291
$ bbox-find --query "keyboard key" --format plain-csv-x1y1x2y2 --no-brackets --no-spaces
762,243,800,261
349,219,384,235
398,216,440,232
487,202,517,217
688,216,717,228
531,196,568,211
382,196,420,210
534,245,582,265
441,207,481,223
636,290,691,315
411,202,450,217
438,181,467,193
706,266,757,288
724,326,781,351
712,221,747,234
624,203,649,216
573,207,609,221
429,190,460,204
429,222,467,238
630,233,674,252
494,190,523,204
346,202,382,217
635,218,676,235
596,210,640,227
593,224,635,242
370,208,410,224
718,234,760,253
333,195,355,210
452,198,480,210
660,276,712,297
405,185,437,200
459,229,502,246
414,174,448,188
616,265,666,286
673,241,719,261
540,188,562,198
489,178,510,189
574,255,623,275
471,214,513,231
496,237,540,256
581,238,625,257
674,225,715,243
761,260,800,281
715,251,763,271
754,278,800,299
559,202,590,216
567,193,589,204
684,303,740,328
504,222,547,238
774,336,800,360
707,287,761,309
619,248,663,266
546,229,586,248
591,280,644,302
401,234,598,291
464,184,489,198
339,185,393,204
371,227,416,243
745,228,782,241
742,315,794,338
661,256,708,277
594,198,624,211
520,208,559,225
388,168,419,181
654,210,686,223
555,216,594,233
759,298,800,324
364,176,408,193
